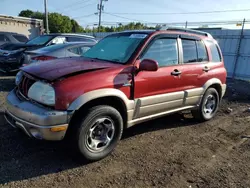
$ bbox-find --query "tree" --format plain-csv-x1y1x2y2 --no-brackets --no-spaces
19,9,33,17
18,10,84,33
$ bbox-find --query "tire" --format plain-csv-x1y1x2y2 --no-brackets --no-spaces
192,88,220,121
70,105,123,161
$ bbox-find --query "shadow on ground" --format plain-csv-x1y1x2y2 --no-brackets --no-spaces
0,112,198,184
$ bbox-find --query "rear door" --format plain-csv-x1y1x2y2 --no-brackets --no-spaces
177,38,210,106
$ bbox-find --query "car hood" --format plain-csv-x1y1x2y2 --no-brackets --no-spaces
0,42,42,51
21,57,123,81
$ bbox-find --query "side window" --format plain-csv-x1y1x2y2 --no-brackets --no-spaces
196,41,208,62
182,39,197,63
80,46,91,55
0,34,9,42
0,34,5,41
207,41,221,62
142,38,178,67
68,47,80,55
51,37,66,44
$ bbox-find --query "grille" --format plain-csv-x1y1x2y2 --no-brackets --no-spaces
18,75,36,98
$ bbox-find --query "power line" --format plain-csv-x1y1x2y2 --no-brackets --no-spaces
105,8,250,15
72,13,96,20
60,0,92,11
103,12,148,23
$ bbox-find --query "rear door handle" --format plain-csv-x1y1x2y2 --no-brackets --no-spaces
203,66,210,72
171,69,182,76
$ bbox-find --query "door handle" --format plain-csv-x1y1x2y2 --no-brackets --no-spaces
203,66,210,72
171,69,182,76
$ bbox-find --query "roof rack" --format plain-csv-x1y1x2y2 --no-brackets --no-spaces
157,26,213,38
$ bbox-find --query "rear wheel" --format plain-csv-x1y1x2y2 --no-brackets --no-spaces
192,88,220,121
70,105,123,161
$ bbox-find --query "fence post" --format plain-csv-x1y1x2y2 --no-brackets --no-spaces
232,18,245,79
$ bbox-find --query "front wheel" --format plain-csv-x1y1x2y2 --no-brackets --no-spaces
192,88,220,121
72,105,123,161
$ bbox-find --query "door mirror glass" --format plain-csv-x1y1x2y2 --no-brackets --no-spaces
139,59,158,72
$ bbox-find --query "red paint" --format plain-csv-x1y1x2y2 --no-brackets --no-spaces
31,55,57,61
21,57,123,81
20,30,227,110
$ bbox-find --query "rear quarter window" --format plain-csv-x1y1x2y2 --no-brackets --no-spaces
206,41,222,62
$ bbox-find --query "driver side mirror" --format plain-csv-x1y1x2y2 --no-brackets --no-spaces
139,59,159,72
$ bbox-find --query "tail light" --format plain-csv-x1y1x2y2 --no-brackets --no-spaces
32,55,56,61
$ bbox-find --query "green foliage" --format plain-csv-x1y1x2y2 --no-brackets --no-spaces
18,10,83,33
18,10,156,33
19,9,34,17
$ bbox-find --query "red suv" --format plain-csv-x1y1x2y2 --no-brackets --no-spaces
5,28,227,161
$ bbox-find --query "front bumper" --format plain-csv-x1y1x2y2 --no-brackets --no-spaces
0,55,22,72
5,89,70,140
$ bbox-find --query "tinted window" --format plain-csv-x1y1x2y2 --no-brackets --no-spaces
207,41,221,62
0,34,5,41
67,37,95,43
142,38,178,67
182,40,197,63
80,46,91,55
196,41,208,62
12,34,28,42
51,37,66,44
0,34,9,42
27,35,54,45
68,47,80,55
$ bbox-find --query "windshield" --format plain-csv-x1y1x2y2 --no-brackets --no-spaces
83,33,148,64
26,35,54,45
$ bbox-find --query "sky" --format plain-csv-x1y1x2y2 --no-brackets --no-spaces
1,0,250,28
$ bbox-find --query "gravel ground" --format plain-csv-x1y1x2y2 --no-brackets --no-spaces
0,74,250,188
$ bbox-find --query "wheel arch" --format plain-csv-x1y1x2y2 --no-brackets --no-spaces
67,89,134,128
202,78,223,99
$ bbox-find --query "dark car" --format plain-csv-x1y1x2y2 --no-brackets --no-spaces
0,32,28,46
23,42,96,65
0,33,97,73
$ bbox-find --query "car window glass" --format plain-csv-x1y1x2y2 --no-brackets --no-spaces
182,39,197,63
68,47,80,55
12,35,28,42
142,38,178,67
80,46,91,55
207,41,221,62
196,41,208,62
0,34,5,41
51,37,66,45
0,34,9,42
26,35,53,45
83,34,146,64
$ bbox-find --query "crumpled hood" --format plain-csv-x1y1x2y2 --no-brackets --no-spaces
21,57,123,81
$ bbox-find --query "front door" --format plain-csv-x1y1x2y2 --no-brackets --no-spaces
134,37,185,118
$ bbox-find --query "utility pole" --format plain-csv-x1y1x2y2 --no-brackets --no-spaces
44,0,49,34
97,0,108,32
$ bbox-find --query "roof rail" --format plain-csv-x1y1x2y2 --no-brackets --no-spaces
157,26,213,38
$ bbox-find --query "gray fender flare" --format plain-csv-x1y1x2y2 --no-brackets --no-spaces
67,88,135,112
